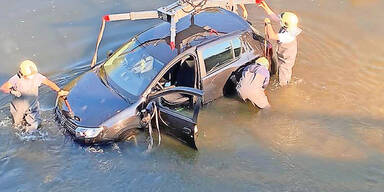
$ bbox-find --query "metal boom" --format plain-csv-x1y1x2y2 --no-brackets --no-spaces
91,0,264,67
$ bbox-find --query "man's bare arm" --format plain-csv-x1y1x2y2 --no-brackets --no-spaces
0,81,12,93
265,19,279,40
42,78,60,92
260,2,280,22
42,78,69,97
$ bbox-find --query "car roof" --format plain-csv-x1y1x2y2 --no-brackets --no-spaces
134,7,252,65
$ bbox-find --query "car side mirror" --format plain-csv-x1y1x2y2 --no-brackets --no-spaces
107,50,113,57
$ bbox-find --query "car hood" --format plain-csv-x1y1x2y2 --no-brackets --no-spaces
59,70,130,127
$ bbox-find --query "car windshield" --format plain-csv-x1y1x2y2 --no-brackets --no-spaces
103,38,165,97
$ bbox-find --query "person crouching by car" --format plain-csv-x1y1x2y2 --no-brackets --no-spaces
0,60,68,133
237,57,271,109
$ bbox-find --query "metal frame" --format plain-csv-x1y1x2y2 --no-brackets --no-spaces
90,0,262,67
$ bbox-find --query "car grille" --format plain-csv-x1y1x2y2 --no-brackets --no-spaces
55,108,77,134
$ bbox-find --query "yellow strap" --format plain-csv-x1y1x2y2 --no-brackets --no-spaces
91,18,106,68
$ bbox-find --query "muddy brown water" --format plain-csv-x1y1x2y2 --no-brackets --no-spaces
1,0,383,191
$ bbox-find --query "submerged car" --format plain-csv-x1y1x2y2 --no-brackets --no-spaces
56,8,276,149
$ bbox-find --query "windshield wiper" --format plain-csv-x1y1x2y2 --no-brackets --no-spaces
120,37,166,56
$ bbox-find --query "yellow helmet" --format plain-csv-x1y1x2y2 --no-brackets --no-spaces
280,12,299,29
256,57,269,69
20,60,38,76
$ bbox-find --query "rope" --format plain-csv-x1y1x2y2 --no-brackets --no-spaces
91,18,106,68
146,113,154,151
264,24,273,72
154,104,161,146
264,24,269,57
181,0,208,13
146,102,162,152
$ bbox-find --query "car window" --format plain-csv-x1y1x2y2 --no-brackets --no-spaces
159,93,198,120
202,40,233,73
233,38,241,58
202,37,242,74
155,55,197,91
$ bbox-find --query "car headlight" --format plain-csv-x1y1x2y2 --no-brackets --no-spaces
75,127,104,139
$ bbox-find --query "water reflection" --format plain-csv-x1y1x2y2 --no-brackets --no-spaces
200,98,370,160
349,0,379,6
356,127,384,153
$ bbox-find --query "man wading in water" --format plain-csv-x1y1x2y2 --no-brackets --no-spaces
259,1,302,86
0,60,68,133
237,57,271,109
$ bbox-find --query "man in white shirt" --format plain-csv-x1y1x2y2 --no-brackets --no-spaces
259,1,302,86
0,60,68,133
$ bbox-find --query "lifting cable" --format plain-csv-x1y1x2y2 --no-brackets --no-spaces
181,0,208,13
91,18,106,68
264,24,269,58
264,23,274,74
146,102,162,152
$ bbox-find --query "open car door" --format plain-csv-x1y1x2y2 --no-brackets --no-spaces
147,87,203,149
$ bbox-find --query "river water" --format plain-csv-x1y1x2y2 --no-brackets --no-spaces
0,0,383,191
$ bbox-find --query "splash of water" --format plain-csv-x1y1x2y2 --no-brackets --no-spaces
86,146,104,153
15,130,49,141
269,77,305,91
0,116,12,127
112,143,121,153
